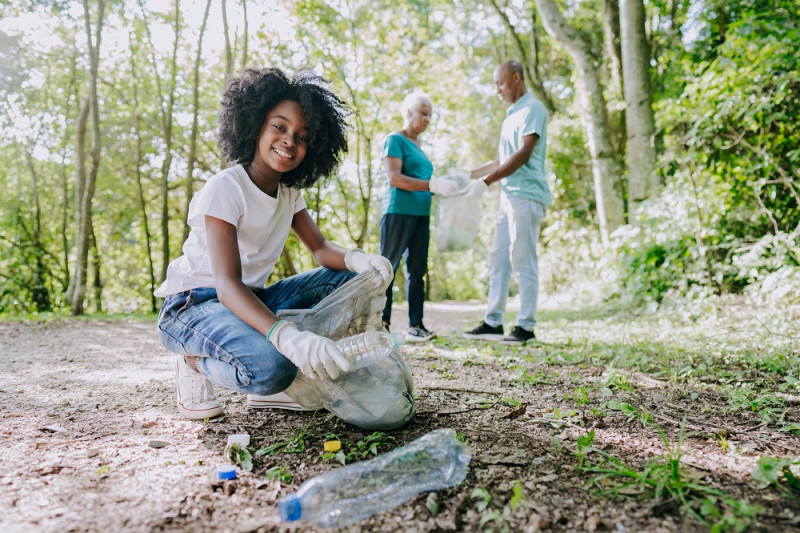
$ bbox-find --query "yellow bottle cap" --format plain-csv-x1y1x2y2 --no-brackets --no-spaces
323,440,341,452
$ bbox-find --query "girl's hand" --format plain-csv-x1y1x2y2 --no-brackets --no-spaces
344,249,393,287
268,321,351,381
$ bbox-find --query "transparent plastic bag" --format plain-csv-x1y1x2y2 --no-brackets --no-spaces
434,171,481,252
277,271,416,430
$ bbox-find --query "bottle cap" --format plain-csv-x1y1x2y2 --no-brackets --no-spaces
226,434,250,447
216,464,237,480
391,332,405,347
323,440,341,452
277,494,301,522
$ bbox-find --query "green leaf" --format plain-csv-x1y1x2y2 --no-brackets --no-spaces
228,444,253,472
509,480,523,510
752,456,782,488
255,442,287,456
425,492,440,515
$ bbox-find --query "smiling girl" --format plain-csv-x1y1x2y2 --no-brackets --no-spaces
154,68,392,420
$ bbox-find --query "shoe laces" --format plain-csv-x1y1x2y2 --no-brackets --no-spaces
200,377,217,402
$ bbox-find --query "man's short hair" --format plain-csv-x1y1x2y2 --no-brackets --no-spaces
507,60,524,82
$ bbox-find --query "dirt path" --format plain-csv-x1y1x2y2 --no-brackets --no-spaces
1,302,798,532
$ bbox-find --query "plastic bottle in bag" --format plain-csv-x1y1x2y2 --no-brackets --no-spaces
277,428,471,528
336,331,404,370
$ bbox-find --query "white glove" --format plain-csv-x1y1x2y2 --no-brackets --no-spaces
269,321,351,380
463,179,489,199
428,178,460,196
344,249,393,287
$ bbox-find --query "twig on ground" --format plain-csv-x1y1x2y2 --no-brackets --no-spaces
416,405,499,416
35,431,117,448
652,413,727,435
422,385,506,395
741,421,769,432
527,417,585,431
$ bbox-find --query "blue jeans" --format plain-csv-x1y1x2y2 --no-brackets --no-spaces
485,194,546,331
379,214,430,327
156,267,355,396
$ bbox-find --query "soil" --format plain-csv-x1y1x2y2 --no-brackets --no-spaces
2,301,799,532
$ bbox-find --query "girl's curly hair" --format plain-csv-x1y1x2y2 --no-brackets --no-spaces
218,68,350,188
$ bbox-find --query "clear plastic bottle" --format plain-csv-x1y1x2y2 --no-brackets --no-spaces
335,330,404,370
277,428,471,529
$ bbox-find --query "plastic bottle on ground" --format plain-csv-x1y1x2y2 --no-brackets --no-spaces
276,428,471,529
335,330,404,370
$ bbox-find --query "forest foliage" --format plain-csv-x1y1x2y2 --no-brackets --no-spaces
0,0,798,316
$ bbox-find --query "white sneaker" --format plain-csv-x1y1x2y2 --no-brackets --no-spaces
175,355,224,420
247,392,315,411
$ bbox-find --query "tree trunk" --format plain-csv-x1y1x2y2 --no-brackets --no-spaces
328,55,375,249
240,0,248,67
281,248,297,277
222,0,233,77
620,0,658,221
533,0,625,244
25,149,51,311
60,53,78,290
70,0,106,315
129,30,158,313
602,0,627,164
90,222,103,312
183,0,212,245
67,95,89,305
603,0,623,98
159,0,181,284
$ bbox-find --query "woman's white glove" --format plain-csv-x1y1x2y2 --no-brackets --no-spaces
344,249,393,287
428,178,460,196
269,321,351,381
463,179,489,199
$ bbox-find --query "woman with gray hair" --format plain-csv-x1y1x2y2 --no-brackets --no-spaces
379,90,459,342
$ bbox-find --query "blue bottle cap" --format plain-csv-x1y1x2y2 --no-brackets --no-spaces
217,464,237,480
391,332,405,347
277,494,301,522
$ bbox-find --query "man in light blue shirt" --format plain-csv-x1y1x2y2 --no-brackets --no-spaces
463,60,551,344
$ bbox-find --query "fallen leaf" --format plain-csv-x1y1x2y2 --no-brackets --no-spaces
501,404,527,419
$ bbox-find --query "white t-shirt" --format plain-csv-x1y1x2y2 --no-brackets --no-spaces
154,165,306,297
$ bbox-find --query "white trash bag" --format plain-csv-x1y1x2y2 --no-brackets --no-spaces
434,171,481,253
277,271,416,430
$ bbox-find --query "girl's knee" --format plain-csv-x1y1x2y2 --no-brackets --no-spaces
249,359,298,395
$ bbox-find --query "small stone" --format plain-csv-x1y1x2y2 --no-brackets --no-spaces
87,449,99,458
148,440,170,449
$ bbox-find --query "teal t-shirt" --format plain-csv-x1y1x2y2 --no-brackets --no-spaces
499,91,552,205
380,132,434,216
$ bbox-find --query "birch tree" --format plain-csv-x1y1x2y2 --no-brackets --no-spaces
69,0,106,315
533,0,625,244
182,0,213,244
620,0,657,220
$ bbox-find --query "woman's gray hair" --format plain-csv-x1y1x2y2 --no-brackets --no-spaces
400,90,433,126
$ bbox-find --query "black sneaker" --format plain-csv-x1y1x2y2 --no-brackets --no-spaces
501,326,536,345
406,324,436,342
463,321,504,340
